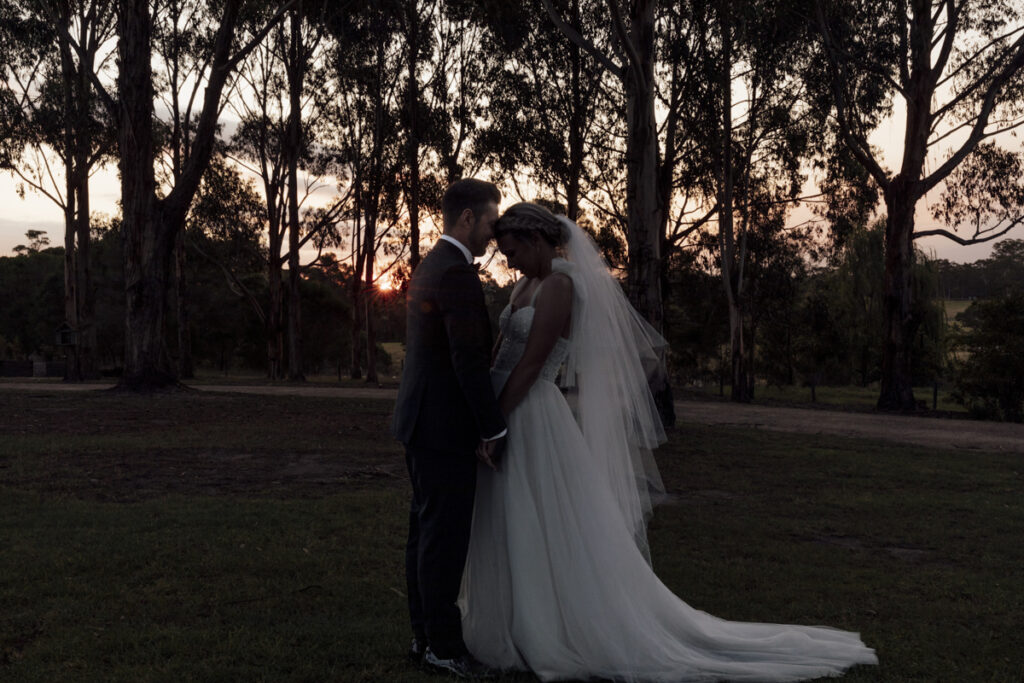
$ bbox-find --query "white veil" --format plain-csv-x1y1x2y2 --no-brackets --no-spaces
554,215,667,562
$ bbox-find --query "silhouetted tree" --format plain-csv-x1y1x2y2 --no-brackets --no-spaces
1,1,116,381
811,0,1024,409
95,0,291,390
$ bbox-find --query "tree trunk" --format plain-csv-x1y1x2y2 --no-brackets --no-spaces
62,197,81,382
365,293,378,384
174,231,194,378
747,317,756,399
118,0,178,389
363,203,379,384
287,253,303,380
349,284,362,379
58,6,83,382
878,182,918,410
566,2,583,221
116,0,253,390
621,0,663,332
267,250,284,380
123,209,178,389
74,162,97,379
349,186,365,380
716,0,749,403
727,300,748,401
285,6,305,382
405,0,421,272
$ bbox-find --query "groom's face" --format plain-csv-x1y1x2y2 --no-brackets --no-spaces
467,201,500,257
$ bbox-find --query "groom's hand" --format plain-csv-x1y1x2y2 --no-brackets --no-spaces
476,436,506,471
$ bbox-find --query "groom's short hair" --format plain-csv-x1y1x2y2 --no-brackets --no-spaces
442,179,501,233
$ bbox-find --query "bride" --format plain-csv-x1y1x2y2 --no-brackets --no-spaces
458,203,877,682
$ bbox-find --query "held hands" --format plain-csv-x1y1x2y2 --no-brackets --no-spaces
476,436,507,471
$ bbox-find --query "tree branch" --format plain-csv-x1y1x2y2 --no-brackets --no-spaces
913,219,1023,245
929,0,958,84
186,235,266,323
539,0,623,80
606,0,644,88
923,34,1024,194
813,1,889,187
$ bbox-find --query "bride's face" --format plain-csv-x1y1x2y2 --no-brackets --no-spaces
497,232,543,277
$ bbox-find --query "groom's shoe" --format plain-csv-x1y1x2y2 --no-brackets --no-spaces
423,648,497,679
408,637,427,665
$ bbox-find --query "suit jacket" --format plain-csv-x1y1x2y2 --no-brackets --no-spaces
392,239,506,453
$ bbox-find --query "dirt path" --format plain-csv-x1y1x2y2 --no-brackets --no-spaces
3,381,1023,454
671,400,1024,454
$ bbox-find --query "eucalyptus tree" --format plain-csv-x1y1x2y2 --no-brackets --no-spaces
228,43,290,378
418,1,511,194
152,0,222,378
323,3,406,382
474,0,613,226
278,0,349,380
229,3,348,380
683,0,815,402
539,0,665,330
656,1,717,258
0,1,116,381
397,0,435,271
811,0,1024,410
76,0,293,389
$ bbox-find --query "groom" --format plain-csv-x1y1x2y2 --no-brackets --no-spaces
392,178,507,678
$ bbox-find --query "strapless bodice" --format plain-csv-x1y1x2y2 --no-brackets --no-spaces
492,305,569,384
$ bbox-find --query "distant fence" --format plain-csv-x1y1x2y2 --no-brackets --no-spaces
0,360,66,378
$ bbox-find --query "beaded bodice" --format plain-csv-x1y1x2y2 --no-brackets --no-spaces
492,305,570,383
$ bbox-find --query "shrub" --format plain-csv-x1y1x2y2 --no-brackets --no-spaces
951,289,1024,421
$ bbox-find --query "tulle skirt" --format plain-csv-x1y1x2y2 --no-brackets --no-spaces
459,377,877,682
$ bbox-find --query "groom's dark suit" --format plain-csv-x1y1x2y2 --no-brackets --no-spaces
392,237,505,659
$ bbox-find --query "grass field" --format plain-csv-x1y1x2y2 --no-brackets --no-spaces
943,299,973,321
1,389,1022,681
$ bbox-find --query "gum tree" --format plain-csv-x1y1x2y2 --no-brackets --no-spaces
811,0,1024,410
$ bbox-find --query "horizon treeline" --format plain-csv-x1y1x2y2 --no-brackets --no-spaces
1,1,1024,414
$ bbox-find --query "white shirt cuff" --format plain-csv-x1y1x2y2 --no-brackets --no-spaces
483,429,507,441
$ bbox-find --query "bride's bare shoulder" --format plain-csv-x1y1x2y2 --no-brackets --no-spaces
536,272,573,309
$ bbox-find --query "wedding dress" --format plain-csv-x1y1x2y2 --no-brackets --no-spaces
459,257,877,682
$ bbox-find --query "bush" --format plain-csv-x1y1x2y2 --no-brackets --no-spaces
951,289,1024,421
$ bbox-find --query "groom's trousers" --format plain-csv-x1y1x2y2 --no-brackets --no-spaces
404,444,477,659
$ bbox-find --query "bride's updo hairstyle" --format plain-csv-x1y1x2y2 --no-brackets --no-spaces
494,202,571,247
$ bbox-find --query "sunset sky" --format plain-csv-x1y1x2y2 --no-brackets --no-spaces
1,107,1019,266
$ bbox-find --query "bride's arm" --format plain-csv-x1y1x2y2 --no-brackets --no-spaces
497,273,573,417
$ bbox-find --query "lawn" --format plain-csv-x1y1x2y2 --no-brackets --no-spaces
1,389,1021,682
943,299,973,321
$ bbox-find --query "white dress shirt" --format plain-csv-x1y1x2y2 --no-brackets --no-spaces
439,234,473,264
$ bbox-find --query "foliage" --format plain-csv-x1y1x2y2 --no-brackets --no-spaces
952,289,1024,421
0,237,63,359
935,239,1024,299
663,243,727,387
785,220,947,390
186,156,267,272
931,142,1024,244
475,1,618,222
